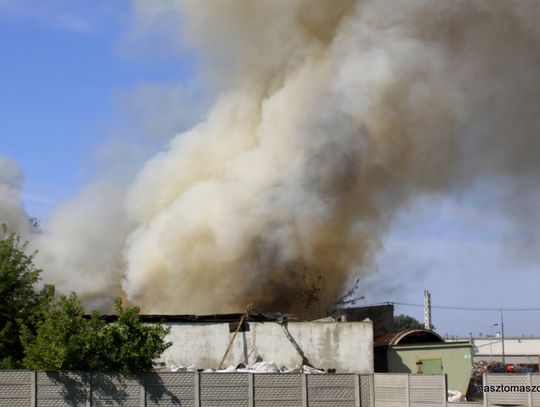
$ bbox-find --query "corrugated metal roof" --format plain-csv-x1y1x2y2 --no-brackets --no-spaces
374,328,444,348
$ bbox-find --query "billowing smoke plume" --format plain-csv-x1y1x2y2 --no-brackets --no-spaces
119,0,540,314
0,158,34,237
5,0,540,316
33,181,132,309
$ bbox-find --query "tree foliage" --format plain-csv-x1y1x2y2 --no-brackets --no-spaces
393,314,423,332
22,294,102,371
23,296,171,373
0,225,171,372
0,224,53,368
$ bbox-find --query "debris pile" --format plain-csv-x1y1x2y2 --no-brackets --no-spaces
447,390,462,402
169,361,326,374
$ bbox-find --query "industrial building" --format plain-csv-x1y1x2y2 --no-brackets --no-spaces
374,328,473,395
463,336,540,367
129,304,475,397
136,313,374,373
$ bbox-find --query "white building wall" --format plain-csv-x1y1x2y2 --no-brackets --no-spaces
473,338,540,356
454,337,540,364
159,320,373,373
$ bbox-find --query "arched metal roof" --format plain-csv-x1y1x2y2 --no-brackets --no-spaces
374,329,445,347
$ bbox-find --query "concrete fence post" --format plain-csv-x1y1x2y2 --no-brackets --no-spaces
194,372,201,407
354,374,361,407
405,374,410,407
302,374,308,407
86,373,92,407
139,373,146,407
248,373,254,407
370,374,375,407
444,374,448,407
528,373,533,407
483,373,488,407
30,370,37,407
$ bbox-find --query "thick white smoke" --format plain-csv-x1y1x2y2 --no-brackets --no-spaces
119,0,540,314
0,158,34,238
3,0,540,316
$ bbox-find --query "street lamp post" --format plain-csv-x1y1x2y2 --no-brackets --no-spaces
489,323,498,362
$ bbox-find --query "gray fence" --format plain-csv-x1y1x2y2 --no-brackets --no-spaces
483,373,540,407
0,371,447,407
374,373,447,407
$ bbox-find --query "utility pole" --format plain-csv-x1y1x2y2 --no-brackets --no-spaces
424,290,432,330
500,308,506,366
489,323,498,363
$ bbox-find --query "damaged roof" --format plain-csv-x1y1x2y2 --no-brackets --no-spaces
98,312,287,323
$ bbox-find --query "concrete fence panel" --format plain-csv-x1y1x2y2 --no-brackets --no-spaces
374,374,409,407
253,373,302,407
0,370,32,407
483,373,540,407
91,373,141,407
531,374,540,407
36,372,89,407
145,372,195,407
307,374,357,407
200,373,249,407
409,374,446,407
0,370,449,407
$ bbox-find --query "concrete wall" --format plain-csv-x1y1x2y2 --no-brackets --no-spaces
483,373,540,407
160,320,374,373
0,371,449,407
330,305,394,338
0,370,31,407
374,373,447,407
385,341,473,395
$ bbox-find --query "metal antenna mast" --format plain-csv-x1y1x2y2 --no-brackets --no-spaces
424,290,432,330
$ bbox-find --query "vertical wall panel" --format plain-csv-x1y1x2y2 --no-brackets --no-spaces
91,373,141,407
374,374,408,407
199,373,249,407
0,370,31,407
484,374,530,407
360,374,374,407
0,370,457,407
253,373,302,407
145,372,196,407
409,374,446,407
307,374,356,407
36,372,89,407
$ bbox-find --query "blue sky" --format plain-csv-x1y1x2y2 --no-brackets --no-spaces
0,1,538,336
0,0,198,216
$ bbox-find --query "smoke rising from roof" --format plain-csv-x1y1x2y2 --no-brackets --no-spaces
2,0,540,316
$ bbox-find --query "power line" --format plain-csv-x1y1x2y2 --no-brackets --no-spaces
436,307,492,328
365,301,540,312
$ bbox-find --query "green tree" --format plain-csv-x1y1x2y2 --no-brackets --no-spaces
93,298,171,373
22,293,103,371
393,314,423,332
24,295,171,373
0,224,53,368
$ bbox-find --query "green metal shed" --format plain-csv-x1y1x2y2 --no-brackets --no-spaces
374,329,473,395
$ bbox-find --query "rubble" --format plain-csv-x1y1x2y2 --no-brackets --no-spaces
168,361,326,374
447,390,462,402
